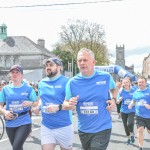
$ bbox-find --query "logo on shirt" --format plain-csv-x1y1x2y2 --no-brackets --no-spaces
21,93,29,96
96,81,106,85
55,85,62,88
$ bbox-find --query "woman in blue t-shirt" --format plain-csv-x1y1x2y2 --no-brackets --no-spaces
116,77,136,145
0,65,38,150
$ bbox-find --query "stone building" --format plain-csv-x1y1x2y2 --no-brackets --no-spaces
0,23,55,82
115,44,134,81
142,53,150,80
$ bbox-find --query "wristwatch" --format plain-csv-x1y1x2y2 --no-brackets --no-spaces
58,104,62,111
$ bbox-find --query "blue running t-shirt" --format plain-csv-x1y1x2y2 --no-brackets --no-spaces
132,88,150,118
117,88,136,114
38,75,72,129
0,81,37,127
66,70,114,133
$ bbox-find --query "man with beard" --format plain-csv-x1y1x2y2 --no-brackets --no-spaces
36,57,77,150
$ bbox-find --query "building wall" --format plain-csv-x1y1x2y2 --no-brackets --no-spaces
0,54,44,81
142,54,150,79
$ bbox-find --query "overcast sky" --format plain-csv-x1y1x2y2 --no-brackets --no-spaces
0,0,150,73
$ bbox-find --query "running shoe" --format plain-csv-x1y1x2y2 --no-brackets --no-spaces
127,139,130,145
131,135,135,143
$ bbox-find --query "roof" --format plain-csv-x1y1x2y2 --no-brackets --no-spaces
0,36,54,57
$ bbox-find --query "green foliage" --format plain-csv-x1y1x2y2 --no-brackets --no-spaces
51,44,78,75
52,19,110,74
59,19,110,65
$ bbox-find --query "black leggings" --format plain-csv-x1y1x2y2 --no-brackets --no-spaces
121,112,135,136
6,124,31,150
116,102,122,114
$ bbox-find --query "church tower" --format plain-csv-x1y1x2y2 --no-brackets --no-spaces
0,23,7,40
115,44,125,68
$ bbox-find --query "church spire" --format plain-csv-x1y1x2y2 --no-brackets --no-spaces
0,23,7,40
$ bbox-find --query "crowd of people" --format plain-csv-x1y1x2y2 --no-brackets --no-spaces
0,47,150,150
114,75,150,150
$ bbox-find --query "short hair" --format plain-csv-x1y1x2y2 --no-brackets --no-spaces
78,48,95,59
138,76,147,82
124,76,132,82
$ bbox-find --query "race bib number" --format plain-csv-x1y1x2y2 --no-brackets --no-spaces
9,101,23,111
124,99,131,105
137,99,147,106
80,102,98,115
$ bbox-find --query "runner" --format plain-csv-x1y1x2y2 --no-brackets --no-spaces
128,77,150,150
65,48,116,150
116,77,136,144
0,65,38,150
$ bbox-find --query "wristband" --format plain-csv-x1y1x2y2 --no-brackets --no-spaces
58,104,62,111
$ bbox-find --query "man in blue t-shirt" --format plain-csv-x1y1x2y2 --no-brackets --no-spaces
35,57,75,150
128,77,150,150
65,48,116,150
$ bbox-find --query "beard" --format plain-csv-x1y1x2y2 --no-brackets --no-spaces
46,69,58,78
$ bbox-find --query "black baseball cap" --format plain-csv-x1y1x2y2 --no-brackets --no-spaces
10,65,23,74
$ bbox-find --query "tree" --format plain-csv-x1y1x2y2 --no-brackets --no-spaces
59,19,109,65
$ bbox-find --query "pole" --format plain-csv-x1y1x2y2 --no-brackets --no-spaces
72,58,73,77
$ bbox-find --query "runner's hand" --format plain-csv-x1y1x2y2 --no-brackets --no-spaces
32,106,40,115
106,99,115,111
22,101,33,107
4,111,14,120
144,104,150,109
63,95,79,110
47,104,59,113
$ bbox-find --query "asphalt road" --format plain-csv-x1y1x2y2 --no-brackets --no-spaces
0,110,150,150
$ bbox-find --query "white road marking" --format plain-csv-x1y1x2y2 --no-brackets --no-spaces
0,117,41,143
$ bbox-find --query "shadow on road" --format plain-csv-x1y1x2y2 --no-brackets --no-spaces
26,135,41,145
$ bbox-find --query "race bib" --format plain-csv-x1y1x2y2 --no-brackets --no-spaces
124,99,131,105
9,101,23,111
137,99,147,106
80,102,98,115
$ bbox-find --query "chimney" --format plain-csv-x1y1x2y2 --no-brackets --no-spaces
37,39,45,48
